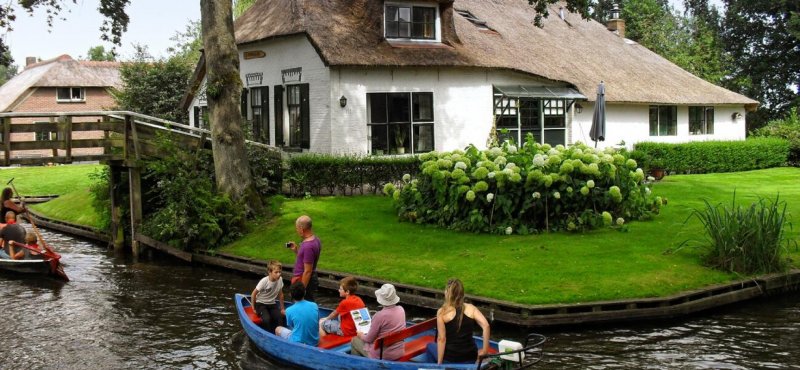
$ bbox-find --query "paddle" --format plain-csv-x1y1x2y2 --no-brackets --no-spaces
5,178,68,280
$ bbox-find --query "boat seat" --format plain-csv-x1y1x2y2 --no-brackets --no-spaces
398,335,434,362
244,306,263,326
318,334,354,349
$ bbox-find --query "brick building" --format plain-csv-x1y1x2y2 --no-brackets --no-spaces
0,54,121,160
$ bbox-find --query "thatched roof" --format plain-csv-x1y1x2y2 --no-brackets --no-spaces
234,0,758,108
0,54,121,111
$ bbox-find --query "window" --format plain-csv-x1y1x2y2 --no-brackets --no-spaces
286,84,309,149
368,92,434,155
385,4,437,40
649,106,677,136
56,87,85,102
493,95,566,146
193,106,209,130
35,122,56,141
250,87,269,144
689,106,714,135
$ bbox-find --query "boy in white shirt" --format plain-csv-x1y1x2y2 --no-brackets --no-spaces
251,260,286,333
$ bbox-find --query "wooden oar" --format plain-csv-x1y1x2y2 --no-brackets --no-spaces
5,178,68,281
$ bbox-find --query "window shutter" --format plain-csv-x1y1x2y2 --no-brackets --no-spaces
193,106,201,128
274,85,284,147
241,88,249,118
300,83,310,149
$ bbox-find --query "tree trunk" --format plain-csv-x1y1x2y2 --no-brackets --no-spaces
200,0,262,213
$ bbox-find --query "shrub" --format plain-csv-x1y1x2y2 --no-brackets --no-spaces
387,140,662,234
285,154,420,196
247,144,284,197
752,108,800,166
685,193,794,274
88,167,113,231
634,138,790,174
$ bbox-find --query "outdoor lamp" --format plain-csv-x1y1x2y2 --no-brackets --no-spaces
575,103,583,114
732,112,742,121
339,95,347,108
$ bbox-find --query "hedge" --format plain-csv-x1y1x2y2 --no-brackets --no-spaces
633,138,790,174
285,154,420,196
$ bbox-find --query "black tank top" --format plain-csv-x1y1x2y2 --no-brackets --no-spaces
443,307,477,363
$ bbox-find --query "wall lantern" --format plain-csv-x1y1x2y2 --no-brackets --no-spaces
611,3,620,19
575,103,583,114
339,95,347,108
731,112,742,121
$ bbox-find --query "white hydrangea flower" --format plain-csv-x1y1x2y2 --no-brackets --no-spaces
647,176,656,182
507,145,518,153
487,193,495,202
402,173,411,182
533,154,546,167
532,192,541,199
553,191,561,199
455,161,467,170
502,168,514,176
616,217,625,226
587,180,595,189
505,226,513,235
645,187,652,195
488,171,496,179
548,148,559,156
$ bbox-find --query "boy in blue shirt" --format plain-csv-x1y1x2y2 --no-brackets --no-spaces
276,281,319,346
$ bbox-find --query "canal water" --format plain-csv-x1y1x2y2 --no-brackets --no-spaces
1,229,798,369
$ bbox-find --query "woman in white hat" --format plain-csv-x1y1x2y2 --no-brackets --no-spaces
350,284,406,360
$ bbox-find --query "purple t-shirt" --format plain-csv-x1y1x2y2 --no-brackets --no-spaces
293,236,321,278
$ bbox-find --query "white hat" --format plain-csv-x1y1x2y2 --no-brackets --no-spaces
375,284,400,306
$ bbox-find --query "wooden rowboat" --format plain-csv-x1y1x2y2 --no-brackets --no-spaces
0,244,68,281
235,293,545,370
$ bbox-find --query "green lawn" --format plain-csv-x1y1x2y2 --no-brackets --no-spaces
0,164,103,228
221,167,800,305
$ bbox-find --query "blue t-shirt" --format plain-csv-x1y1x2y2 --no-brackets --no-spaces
286,300,319,346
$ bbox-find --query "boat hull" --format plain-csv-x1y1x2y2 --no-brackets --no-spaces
0,257,67,281
235,294,496,370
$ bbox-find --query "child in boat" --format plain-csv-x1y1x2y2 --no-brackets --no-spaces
251,260,285,333
319,276,365,337
276,281,319,346
350,283,406,360
22,232,44,259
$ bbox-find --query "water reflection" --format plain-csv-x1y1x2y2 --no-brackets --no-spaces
1,228,798,369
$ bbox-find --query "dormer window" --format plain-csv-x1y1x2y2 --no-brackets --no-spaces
56,87,85,102
385,3,439,41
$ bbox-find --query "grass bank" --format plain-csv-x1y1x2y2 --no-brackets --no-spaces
0,164,103,229
221,167,800,305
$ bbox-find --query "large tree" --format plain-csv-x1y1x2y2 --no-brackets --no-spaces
721,0,800,129
0,0,260,211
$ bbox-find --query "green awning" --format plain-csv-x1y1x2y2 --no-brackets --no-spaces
494,85,586,100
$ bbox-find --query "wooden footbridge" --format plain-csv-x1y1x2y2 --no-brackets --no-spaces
0,110,267,256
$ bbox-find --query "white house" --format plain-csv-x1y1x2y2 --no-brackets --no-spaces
182,0,758,154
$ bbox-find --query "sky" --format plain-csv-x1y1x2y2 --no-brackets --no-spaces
4,0,200,66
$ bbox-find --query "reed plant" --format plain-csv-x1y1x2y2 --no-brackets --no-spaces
686,192,794,274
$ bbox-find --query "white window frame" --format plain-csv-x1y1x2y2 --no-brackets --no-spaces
56,87,85,102
384,2,441,43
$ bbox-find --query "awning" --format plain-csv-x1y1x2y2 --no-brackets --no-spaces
494,85,586,100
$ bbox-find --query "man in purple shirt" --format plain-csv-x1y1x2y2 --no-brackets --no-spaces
288,215,321,302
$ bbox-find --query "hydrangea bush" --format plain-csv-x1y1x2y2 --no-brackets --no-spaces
384,139,663,234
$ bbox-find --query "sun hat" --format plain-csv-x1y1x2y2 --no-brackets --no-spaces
375,284,400,306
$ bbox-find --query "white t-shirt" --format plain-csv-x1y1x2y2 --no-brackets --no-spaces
255,277,284,305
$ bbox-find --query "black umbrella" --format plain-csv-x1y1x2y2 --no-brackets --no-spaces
589,81,606,148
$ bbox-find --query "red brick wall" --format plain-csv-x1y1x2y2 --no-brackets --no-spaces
7,87,117,159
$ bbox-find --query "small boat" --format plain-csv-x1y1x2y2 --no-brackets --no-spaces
0,243,68,281
234,293,545,370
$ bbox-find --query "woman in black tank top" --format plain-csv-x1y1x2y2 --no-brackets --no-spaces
427,278,491,364
0,187,25,218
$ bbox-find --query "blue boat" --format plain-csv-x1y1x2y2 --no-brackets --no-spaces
234,293,545,370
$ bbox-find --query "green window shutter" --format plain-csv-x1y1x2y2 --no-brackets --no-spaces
300,83,310,149
274,85,284,147
241,88,249,118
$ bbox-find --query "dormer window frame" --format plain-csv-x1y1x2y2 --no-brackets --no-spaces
56,87,86,103
384,1,441,43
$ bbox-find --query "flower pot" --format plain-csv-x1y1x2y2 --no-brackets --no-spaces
650,168,666,181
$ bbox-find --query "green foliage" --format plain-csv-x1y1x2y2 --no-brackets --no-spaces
88,167,112,231
85,45,116,61
752,108,800,166
683,193,794,274
142,133,246,250
285,154,420,196
247,145,284,197
167,20,202,66
721,1,800,130
233,0,259,18
0,52,17,86
389,141,662,234
113,46,192,123
634,138,790,174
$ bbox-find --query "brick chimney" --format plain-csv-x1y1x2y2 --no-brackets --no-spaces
606,3,625,38
25,57,38,68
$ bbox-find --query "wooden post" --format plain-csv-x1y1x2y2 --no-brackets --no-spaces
2,117,10,166
123,114,132,163
128,166,143,258
109,165,124,251
50,116,57,158
60,115,73,163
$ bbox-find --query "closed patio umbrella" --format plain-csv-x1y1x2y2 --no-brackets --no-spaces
589,81,606,148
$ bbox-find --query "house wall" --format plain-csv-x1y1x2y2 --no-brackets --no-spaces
331,67,563,154
8,86,114,158
571,103,747,149
238,35,331,151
